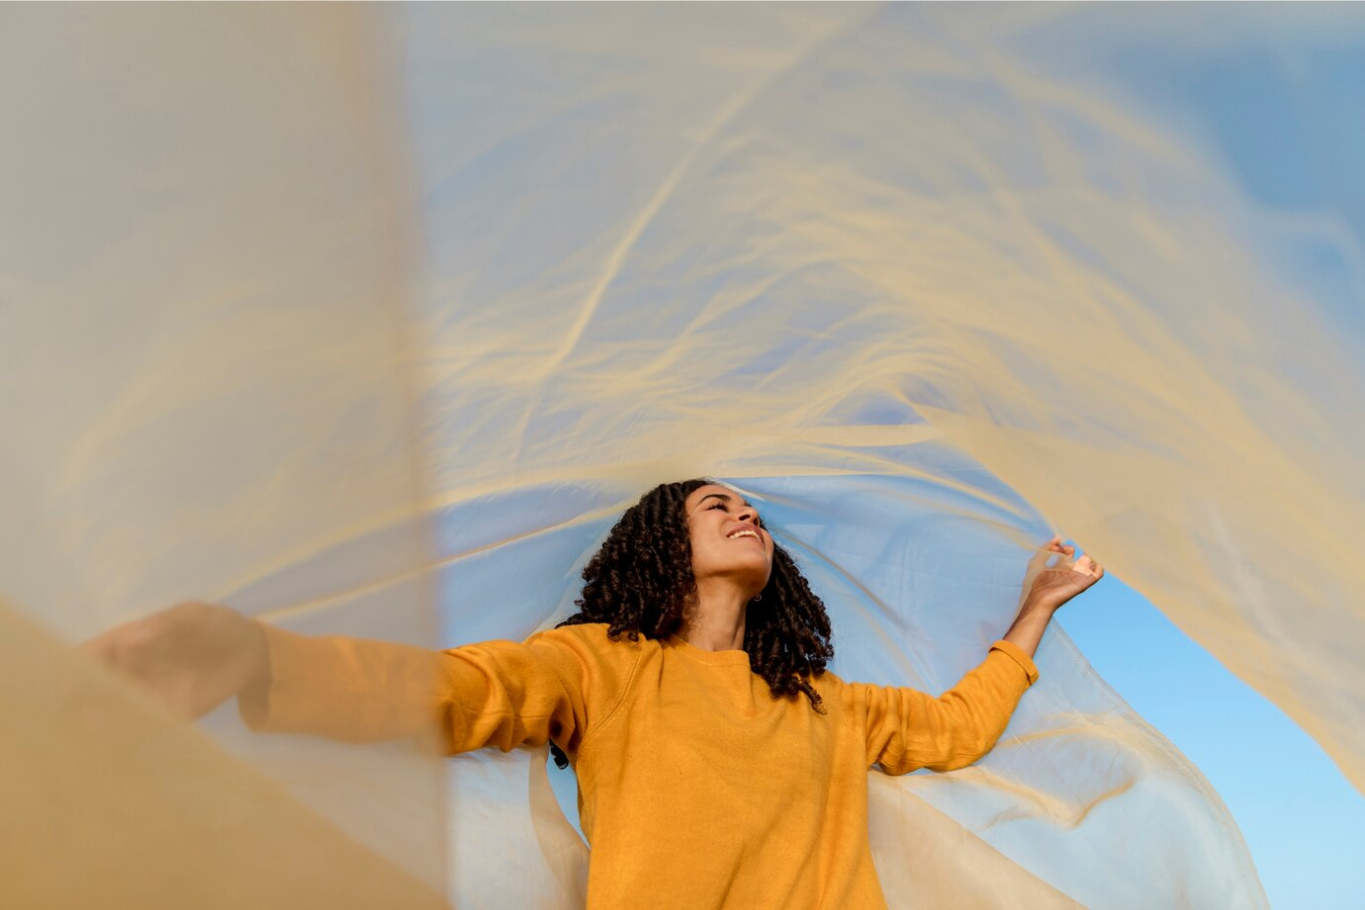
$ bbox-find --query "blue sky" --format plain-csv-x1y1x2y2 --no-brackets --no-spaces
1059,575,1365,908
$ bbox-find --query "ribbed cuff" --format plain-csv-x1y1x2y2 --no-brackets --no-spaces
237,622,319,732
988,639,1040,686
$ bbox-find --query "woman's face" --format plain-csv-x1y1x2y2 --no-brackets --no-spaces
683,483,774,596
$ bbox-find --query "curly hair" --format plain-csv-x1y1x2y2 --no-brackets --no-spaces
550,478,834,769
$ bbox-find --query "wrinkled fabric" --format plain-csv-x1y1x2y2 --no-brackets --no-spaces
0,3,450,901
5,1,1360,907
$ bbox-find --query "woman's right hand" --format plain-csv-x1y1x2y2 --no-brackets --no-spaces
79,601,270,720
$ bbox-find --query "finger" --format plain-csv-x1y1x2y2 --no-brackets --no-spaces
1075,556,1104,580
1028,541,1057,570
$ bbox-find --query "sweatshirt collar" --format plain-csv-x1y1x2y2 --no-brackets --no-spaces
663,633,752,668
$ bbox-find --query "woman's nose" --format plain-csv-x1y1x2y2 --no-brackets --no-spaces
737,505,759,526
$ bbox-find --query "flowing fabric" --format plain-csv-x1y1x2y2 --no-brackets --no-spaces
5,2,1361,907
0,4,449,902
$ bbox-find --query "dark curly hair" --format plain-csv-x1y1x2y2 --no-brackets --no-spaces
550,478,834,769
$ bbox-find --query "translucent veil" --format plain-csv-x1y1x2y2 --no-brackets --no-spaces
5,3,1361,907
0,5,447,906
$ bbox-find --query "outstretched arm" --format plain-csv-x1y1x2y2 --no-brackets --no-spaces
852,640,1039,774
855,537,1104,774
80,602,600,757
237,622,593,755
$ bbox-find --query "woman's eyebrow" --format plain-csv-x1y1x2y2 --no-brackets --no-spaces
698,492,755,511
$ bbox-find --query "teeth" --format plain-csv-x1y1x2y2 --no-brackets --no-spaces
728,529,759,540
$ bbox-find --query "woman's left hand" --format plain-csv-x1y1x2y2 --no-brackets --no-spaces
1023,536,1105,613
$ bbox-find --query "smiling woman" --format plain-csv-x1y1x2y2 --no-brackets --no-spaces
550,479,839,752
84,477,1102,910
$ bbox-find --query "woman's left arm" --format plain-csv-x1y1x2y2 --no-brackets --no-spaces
1003,536,1105,658
853,537,1104,775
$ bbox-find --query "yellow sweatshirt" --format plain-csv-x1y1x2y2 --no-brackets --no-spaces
242,622,1038,909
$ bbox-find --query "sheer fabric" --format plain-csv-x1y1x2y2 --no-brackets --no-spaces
7,2,1360,907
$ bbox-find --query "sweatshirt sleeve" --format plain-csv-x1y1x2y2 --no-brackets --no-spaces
238,622,623,757
844,639,1039,775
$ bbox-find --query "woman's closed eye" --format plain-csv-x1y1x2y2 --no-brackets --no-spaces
704,497,763,529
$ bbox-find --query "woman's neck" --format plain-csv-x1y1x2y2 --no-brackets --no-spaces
676,580,749,651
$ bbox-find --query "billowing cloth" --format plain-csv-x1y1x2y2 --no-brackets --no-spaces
3,2,1359,907
0,4,451,902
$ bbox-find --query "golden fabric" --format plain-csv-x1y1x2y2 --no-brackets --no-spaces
10,2,1356,906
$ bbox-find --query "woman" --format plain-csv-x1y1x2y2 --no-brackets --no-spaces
85,478,1104,909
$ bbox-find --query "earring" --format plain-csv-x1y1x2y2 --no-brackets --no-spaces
752,593,763,603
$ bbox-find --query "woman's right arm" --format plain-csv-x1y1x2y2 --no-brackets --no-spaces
82,603,600,757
